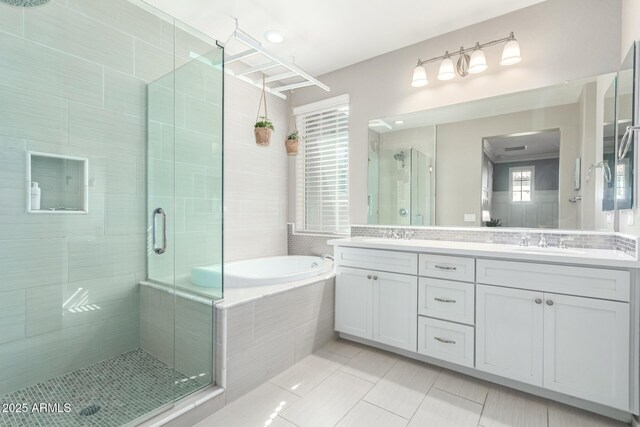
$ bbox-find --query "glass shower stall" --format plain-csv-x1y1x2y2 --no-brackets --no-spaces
0,0,223,426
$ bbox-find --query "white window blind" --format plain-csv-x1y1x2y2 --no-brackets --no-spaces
510,166,534,202
294,95,350,234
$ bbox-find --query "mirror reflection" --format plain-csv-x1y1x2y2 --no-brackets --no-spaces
368,72,625,230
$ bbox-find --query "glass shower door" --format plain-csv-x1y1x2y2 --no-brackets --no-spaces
146,21,223,408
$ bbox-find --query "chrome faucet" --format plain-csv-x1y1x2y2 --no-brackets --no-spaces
514,233,530,247
537,234,548,248
559,235,575,249
402,230,415,240
320,254,334,262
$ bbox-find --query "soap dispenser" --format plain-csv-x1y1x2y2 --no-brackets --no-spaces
31,181,41,210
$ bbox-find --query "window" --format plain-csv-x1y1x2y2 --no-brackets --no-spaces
294,95,350,234
510,166,534,203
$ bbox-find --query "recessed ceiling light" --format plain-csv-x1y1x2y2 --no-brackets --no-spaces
394,120,405,125
264,30,285,44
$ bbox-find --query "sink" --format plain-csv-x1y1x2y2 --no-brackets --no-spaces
513,246,586,256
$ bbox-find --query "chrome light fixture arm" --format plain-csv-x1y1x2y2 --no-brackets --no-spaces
416,33,517,67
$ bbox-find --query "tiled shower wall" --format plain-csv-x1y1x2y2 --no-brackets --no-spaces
0,0,210,396
224,77,289,261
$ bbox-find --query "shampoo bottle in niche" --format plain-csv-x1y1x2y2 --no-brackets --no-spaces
31,182,41,210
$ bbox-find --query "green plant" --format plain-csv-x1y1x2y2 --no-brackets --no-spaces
255,116,274,130
485,218,502,227
287,131,299,140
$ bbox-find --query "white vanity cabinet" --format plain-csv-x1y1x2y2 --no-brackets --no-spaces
335,258,418,351
476,263,631,411
332,241,636,414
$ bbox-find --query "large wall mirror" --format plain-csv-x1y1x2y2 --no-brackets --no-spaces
368,64,637,230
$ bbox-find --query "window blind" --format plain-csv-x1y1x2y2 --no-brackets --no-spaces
294,95,350,234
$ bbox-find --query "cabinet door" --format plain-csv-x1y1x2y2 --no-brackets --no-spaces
543,293,630,410
373,271,418,351
476,285,544,386
335,266,373,339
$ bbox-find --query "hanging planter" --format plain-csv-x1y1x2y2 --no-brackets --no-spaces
254,76,273,146
285,131,299,156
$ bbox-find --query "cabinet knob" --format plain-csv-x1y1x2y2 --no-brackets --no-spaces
535,298,542,304
373,276,378,280
367,275,372,279
546,300,554,306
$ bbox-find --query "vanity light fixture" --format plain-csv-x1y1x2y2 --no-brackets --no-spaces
412,32,521,87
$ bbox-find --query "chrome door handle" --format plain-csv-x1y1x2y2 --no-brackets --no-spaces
434,297,456,303
434,337,456,344
152,207,167,255
434,265,457,271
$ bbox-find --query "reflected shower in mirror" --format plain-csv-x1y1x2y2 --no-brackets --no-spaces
368,72,623,230
368,124,435,225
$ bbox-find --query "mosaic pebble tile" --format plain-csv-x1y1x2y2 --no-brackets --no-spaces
0,349,204,427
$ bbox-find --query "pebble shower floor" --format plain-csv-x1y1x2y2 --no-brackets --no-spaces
0,349,204,427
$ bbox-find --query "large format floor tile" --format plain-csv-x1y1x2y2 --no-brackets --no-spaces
270,349,349,396
364,358,439,418
280,371,374,427
195,382,298,427
337,401,409,427
322,339,366,360
433,370,489,404
547,402,628,427
340,348,399,383
408,388,483,427
480,386,548,427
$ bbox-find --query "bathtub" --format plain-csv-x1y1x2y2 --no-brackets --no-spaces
188,255,334,305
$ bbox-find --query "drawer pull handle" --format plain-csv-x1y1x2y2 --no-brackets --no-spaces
434,265,457,271
546,300,554,306
535,298,542,304
434,337,456,344
434,297,456,303
373,276,378,280
367,275,372,279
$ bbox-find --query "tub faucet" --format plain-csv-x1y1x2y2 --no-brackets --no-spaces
538,234,548,248
321,254,334,262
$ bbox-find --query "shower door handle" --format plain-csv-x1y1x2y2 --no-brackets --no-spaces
152,207,167,255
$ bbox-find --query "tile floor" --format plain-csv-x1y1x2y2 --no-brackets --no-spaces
195,339,628,427
0,349,204,427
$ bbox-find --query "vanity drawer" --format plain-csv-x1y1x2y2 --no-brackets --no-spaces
418,317,474,368
419,254,475,282
418,278,474,325
476,259,630,302
335,246,418,275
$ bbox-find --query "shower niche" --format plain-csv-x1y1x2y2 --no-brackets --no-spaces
27,151,89,213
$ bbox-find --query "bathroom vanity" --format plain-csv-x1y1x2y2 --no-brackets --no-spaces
329,236,639,419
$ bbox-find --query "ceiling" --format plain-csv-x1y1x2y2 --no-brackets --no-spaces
485,130,560,163
143,0,545,77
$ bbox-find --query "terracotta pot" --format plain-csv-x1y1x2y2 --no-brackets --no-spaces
285,138,299,156
254,127,272,146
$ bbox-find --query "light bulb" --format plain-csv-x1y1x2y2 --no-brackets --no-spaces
501,38,521,65
437,56,456,81
469,48,488,74
411,64,428,87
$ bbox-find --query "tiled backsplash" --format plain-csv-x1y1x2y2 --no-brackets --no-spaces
287,223,638,258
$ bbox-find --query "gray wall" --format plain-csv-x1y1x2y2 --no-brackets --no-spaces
291,0,622,225
492,158,560,191
0,0,209,395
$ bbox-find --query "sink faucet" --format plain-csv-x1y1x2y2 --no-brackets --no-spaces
559,235,575,249
514,233,530,247
538,234,548,248
402,230,415,240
